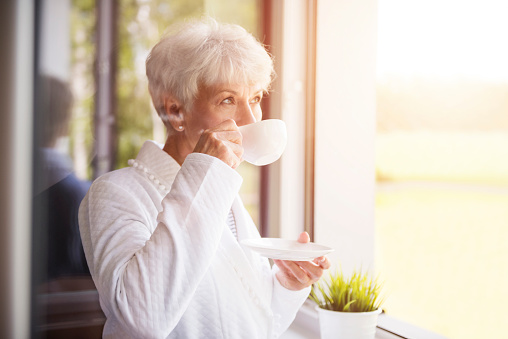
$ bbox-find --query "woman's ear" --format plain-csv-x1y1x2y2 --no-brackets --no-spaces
163,96,185,132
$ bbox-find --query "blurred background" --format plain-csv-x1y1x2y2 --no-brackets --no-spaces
1,0,507,338
375,1,508,338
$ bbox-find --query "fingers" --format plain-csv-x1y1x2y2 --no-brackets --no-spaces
274,256,330,290
274,259,312,290
275,260,307,284
274,232,331,291
193,119,244,168
222,139,244,165
292,260,325,281
211,118,240,132
313,256,331,269
207,119,243,143
297,232,310,243
219,130,243,145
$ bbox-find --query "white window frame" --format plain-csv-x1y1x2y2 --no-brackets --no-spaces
0,0,34,338
265,0,310,239
268,0,377,274
268,0,447,338
313,0,378,274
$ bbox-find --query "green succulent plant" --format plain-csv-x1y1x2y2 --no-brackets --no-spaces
310,268,385,313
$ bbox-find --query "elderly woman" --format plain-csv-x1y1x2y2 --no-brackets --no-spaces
79,19,329,338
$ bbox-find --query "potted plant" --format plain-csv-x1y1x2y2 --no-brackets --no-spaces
310,268,385,339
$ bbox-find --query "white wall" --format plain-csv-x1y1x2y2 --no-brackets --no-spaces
314,0,378,275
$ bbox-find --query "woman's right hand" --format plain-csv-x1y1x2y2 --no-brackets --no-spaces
193,119,244,169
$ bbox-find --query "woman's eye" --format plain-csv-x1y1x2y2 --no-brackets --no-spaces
222,97,234,104
250,96,262,104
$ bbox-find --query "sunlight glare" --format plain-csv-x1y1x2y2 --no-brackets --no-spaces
377,0,508,82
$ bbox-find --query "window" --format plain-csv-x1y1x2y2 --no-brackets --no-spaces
71,0,264,223
282,1,507,338
32,0,265,336
10,0,504,337
375,1,508,338
303,0,507,338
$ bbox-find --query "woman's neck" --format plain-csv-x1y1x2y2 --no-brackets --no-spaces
162,133,191,166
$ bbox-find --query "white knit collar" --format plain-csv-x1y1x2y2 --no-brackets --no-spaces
128,140,181,190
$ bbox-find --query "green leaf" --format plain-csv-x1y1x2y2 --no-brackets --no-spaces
310,267,385,313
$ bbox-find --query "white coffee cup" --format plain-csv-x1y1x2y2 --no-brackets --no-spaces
238,119,287,166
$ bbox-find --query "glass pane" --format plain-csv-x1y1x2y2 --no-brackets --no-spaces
112,0,262,225
376,1,508,338
34,0,262,336
203,0,263,226
33,0,100,336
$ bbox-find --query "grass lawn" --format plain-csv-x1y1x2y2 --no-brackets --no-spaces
375,132,508,339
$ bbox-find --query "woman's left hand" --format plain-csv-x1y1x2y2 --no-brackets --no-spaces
273,232,331,291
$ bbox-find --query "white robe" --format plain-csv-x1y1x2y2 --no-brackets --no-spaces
79,140,309,339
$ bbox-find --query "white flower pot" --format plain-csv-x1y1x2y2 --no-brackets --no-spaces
316,306,382,339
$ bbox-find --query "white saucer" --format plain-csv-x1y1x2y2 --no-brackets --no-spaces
240,238,334,261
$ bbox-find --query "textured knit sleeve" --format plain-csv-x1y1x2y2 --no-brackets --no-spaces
79,153,242,338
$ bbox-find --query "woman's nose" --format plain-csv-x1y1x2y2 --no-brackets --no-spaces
235,103,257,127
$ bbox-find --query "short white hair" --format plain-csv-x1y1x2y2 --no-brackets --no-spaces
146,18,275,122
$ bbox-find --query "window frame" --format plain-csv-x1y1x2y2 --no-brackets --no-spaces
261,0,316,239
265,0,448,337
265,0,377,272
1,0,34,337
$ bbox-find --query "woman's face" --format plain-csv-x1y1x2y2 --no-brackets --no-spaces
181,83,264,150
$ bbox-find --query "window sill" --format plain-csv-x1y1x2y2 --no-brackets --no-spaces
281,300,449,339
